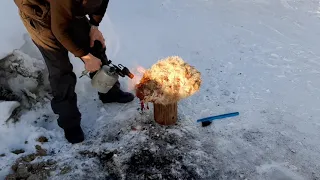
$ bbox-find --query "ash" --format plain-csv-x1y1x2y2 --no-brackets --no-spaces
65,112,238,180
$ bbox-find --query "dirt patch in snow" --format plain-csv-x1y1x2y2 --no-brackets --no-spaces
5,145,56,180
125,148,200,180
68,114,241,180
6,159,57,180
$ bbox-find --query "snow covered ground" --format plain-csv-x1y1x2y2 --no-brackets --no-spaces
1,0,320,179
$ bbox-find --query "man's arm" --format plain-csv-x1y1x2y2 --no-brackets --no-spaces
89,0,109,26
50,0,89,57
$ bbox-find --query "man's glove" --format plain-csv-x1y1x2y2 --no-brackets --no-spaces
90,40,111,66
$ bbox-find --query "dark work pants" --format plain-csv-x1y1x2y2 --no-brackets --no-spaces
20,11,120,129
34,42,81,129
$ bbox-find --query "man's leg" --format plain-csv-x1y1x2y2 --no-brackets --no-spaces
34,43,84,143
18,9,84,143
69,17,134,103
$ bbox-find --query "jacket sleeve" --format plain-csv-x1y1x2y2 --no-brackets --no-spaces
89,0,109,26
50,0,89,57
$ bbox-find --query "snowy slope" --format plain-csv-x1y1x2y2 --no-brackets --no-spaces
0,2,26,59
1,0,320,179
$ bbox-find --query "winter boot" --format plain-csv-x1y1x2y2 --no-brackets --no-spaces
99,91,134,103
98,81,134,103
63,125,84,144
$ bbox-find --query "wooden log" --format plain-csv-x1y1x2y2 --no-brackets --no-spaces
153,102,178,125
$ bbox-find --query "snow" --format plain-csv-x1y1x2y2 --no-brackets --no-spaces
3,50,49,95
0,2,27,59
1,0,320,179
0,101,20,122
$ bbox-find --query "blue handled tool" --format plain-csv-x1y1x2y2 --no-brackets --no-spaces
197,112,239,123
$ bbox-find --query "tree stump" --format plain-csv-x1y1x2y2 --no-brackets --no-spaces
153,102,178,125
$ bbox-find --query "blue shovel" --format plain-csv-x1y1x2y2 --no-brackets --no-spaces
197,112,239,126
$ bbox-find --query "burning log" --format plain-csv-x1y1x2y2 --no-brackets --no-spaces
135,56,201,125
153,102,178,125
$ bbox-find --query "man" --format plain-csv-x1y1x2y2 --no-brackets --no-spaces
13,0,134,144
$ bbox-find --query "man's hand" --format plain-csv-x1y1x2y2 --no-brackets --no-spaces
89,25,106,48
81,53,102,72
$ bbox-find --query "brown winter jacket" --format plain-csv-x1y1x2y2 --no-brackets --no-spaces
13,0,109,57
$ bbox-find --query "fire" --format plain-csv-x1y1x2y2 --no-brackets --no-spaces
135,56,202,105
137,66,146,74
127,65,146,92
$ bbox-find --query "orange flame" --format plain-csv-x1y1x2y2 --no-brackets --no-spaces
127,65,146,92
137,66,146,74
